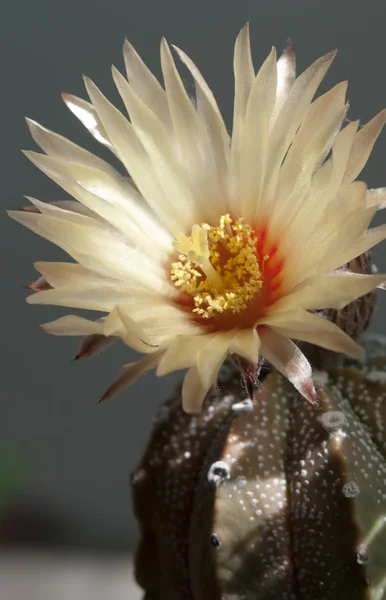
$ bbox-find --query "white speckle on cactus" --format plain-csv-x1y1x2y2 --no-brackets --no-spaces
318,410,348,433
313,370,329,387
366,370,386,384
231,399,254,413
342,481,360,498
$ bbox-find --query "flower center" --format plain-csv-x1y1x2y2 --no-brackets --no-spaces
171,214,269,320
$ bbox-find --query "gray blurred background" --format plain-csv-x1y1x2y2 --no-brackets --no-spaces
2,0,386,594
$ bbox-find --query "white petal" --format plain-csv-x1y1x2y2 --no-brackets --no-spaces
83,77,179,231
343,109,386,183
103,306,156,353
262,309,363,355
123,40,173,132
62,93,114,150
23,151,169,255
181,332,233,414
9,211,167,289
269,83,348,230
230,24,255,190
172,45,230,194
156,333,216,376
181,366,208,414
240,47,277,221
26,118,116,176
112,66,197,226
272,44,296,124
160,39,223,222
259,327,317,404
321,224,386,273
41,315,104,336
264,50,336,204
272,271,385,313
228,328,260,364
34,261,119,289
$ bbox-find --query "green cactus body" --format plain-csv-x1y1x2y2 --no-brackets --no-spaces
133,336,386,599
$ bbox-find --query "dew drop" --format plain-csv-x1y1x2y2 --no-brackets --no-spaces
342,481,360,498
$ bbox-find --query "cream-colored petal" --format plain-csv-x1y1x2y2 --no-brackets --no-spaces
25,197,106,230
23,151,169,254
24,199,101,220
112,67,197,226
264,50,336,204
41,315,104,336
34,261,119,289
123,39,173,132
160,40,223,221
321,224,386,273
272,44,296,124
9,212,167,289
196,332,234,388
272,271,385,313
262,309,363,356
259,327,317,404
230,24,255,190
103,306,156,353
181,366,208,414
100,350,165,402
156,332,216,376
240,47,277,221
26,118,116,176
228,328,260,364
83,77,180,232
181,332,233,413
343,109,386,183
27,288,129,312
62,93,114,151
172,44,230,194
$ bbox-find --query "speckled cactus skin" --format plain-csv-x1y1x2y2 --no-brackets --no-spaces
132,335,386,599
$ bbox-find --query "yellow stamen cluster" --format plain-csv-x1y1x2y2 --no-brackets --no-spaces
171,214,264,319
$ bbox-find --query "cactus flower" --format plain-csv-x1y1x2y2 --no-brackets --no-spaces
8,25,386,412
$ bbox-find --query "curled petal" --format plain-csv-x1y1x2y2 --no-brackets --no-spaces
26,275,52,292
259,326,317,404
75,334,116,360
62,93,115,151
99,350,164,402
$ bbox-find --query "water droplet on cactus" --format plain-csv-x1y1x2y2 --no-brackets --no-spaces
207,461,230,486
342,481,360,498
357,548,369,564
318,410,348,432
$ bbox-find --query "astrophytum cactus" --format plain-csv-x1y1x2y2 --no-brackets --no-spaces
132,327,386,599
